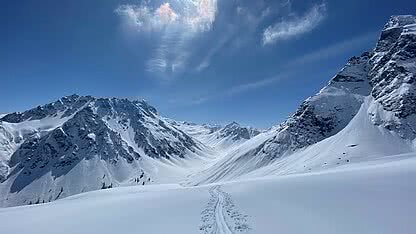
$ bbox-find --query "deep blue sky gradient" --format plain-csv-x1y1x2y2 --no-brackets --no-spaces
1,0,416,128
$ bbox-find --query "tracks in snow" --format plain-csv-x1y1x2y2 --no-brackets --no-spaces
213,186,233,234
200,185,250,234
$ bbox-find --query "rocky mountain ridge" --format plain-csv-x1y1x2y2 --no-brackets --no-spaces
187,15,416,184
0,95,206,206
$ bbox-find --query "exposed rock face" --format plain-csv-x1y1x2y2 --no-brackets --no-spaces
246,15,416,163
368,15,416,138
0,95,202,207
1,95,92,123
218,122,260,141
167,119,260,150
187,15,416,184
251,51,372,162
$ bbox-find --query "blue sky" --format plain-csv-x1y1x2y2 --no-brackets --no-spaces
1,0,416,128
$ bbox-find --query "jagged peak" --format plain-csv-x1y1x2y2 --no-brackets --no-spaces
0,95,158,123
224,121,240,129
59,94,149,105
346,51,371,65
61,94,81,100
384,15,416,30
374,15,416,54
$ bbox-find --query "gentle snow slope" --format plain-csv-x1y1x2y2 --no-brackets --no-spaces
0,154,415,234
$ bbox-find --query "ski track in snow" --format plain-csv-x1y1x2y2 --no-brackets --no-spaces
200,185,250,234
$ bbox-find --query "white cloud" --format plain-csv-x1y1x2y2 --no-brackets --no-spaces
115,0,218,76
156,3,179,24
183,0,217,32
262,3,327,45
115,1,216,33
115,4,172,31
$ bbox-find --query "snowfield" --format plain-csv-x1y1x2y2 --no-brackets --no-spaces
0,154,415,234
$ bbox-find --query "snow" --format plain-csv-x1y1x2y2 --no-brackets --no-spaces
184,15,416,185
188,95,415,185
0,113,74,160
87,133,96,141
186,130,278,185
384,15,416,31
104,117,142,154
169,119,259,153
0,154,415,234
0,96,222,207
0,14,415,233
244,97,414,178
0,112,77,181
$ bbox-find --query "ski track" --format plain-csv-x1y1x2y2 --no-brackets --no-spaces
200,185,250,234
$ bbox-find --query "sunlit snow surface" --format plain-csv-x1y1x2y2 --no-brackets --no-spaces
0,154,415,234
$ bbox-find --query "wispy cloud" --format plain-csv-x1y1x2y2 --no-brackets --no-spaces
226,75,289,96
286,31,377,66
170,30,377,107
195,28,235,72
262,2,327,45
194,1,279,72
117,1,323,74
115,0,218,77
169,72,292,107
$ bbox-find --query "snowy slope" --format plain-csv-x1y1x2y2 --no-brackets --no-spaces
187,52,373,185
0,109,75,182
0,95,213,207
170,120,260,152
190,96,415,184
187,15,416,185
243,97,414,179
0,154,415,234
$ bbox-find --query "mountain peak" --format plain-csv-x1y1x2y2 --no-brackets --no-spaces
0,95,158,124
224,121,240,129
0,93,202,206
384,15,416,30
375,14,416,55
61,94,80,100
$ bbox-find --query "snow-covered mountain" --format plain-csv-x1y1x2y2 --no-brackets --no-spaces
168,120,260,151
0,95,213,207
0,95,261,207
1,15,415,211
188,15,416,184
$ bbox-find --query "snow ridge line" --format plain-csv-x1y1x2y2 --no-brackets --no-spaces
200,185,250,234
